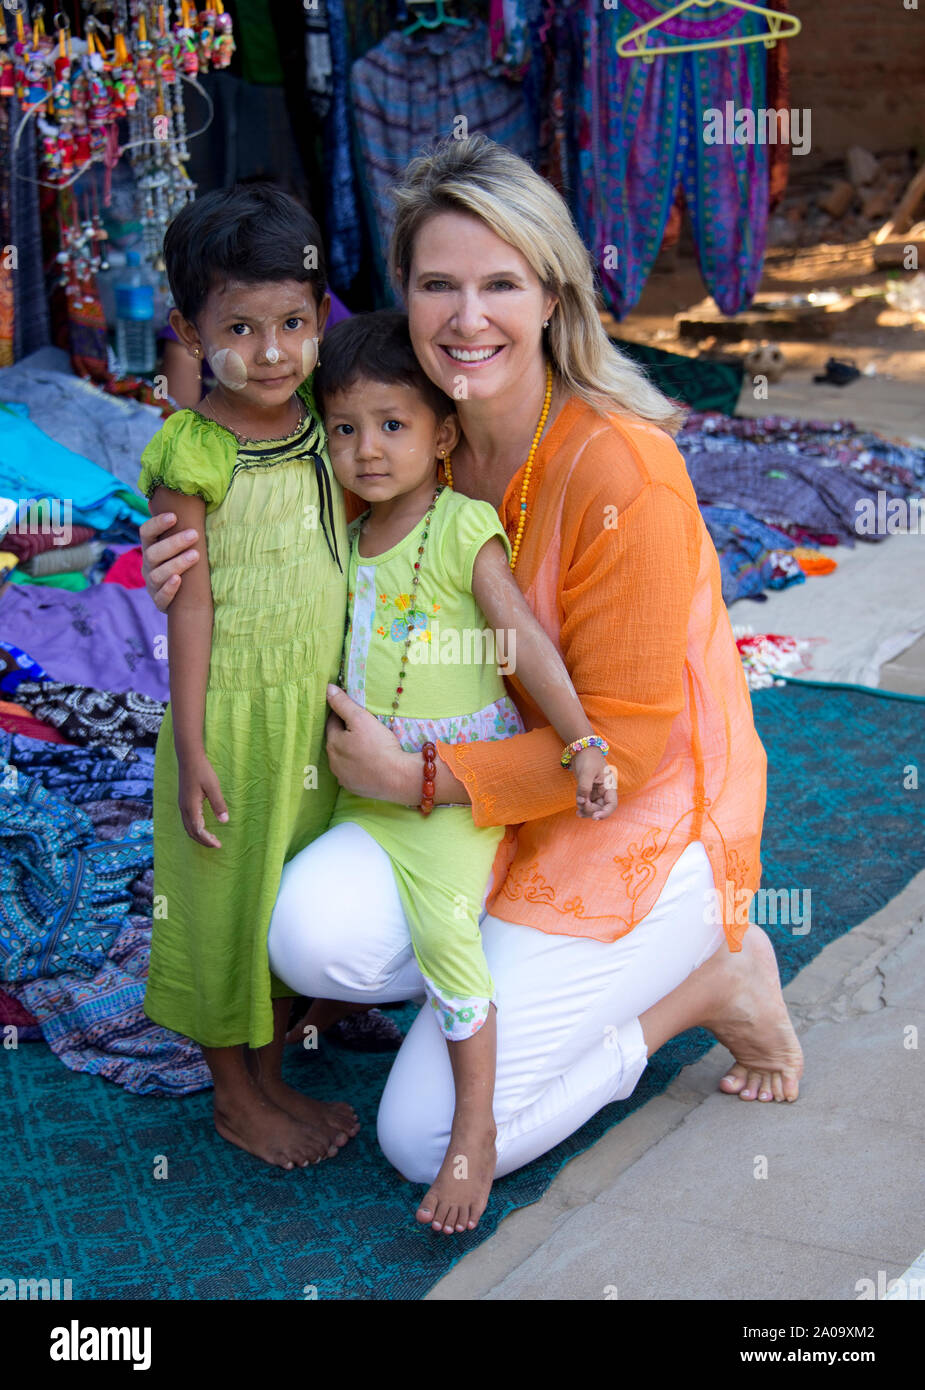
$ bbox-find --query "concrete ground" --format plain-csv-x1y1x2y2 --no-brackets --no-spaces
427,374,925,1301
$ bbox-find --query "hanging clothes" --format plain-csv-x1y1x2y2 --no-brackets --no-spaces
322,0,367,294
350,21,536,301
0,97,51,362
572,0,773,318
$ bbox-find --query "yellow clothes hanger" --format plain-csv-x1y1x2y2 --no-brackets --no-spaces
617,0,801,63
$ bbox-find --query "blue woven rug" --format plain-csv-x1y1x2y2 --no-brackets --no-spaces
2,680,923,1299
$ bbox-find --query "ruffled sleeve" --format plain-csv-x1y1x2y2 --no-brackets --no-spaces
437,492,512,591
138,409,237,511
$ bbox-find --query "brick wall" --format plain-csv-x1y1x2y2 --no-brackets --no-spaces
787,1,925,164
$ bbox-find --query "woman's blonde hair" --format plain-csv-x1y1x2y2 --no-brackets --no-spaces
388,135,684,435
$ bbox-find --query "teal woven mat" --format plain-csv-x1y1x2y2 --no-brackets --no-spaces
2,681,922,1299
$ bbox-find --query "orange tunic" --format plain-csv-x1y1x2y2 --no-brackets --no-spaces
345,395,767,952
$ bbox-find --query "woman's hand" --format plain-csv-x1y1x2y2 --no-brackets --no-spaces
570,748,618,820
178,751,229,848
139,511,202,611
325,684,417,804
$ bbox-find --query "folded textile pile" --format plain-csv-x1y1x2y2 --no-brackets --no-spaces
0,741,207,1095
0,352,163,491
682,412,925,545
700,504,805,605
0,584,168,701
14,682,165,760
0,730,155,803
0,769,152,985
680,411,925,604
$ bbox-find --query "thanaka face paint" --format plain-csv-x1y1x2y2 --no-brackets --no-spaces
302,336,319,378
208,347,248,391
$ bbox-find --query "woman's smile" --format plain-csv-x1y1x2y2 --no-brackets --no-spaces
440,345,505,365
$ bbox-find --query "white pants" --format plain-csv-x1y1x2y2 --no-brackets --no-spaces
268,824,724,1183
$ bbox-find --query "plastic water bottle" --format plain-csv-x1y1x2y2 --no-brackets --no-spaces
114,251,155,375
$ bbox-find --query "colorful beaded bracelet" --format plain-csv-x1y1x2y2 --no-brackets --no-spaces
560,734,610,768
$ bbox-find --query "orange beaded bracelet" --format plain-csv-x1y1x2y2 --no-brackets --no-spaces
420,741,437,816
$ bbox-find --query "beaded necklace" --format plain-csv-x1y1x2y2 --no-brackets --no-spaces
442,360,554,572
337,483,445,730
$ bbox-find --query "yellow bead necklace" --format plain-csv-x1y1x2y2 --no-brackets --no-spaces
442,360,554,572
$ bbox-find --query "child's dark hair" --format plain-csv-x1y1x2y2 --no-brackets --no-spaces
163,182,327,325
314,310,454,422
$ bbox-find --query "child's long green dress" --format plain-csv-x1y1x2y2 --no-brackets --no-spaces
138,379,347,1048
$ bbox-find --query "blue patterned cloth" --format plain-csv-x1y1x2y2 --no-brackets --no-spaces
0,772,153,985
0,731,155,804
0,640,52,695
699,503,805,605
0,752,208,1094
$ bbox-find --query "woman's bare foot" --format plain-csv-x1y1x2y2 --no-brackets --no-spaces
703,925,804,1102
415,1119,497,1235
213,1074,339,1169
639,923,803,1103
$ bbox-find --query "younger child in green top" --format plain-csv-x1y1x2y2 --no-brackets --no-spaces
304,310,617,1236
138,184,359,1171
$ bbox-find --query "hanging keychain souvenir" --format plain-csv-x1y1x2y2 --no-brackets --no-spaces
153,5,175,82
213,1,234,68
20,6,53,114
174,1,200,76
198,5,216,66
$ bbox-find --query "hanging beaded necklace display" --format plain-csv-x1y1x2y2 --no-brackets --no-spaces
442,359,553,573
337,482,444,732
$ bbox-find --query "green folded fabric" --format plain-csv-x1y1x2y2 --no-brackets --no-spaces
8,569,91,591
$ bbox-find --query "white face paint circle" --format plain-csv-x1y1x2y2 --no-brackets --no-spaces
265,346,280,365
209,347,248,391
301,336,319,378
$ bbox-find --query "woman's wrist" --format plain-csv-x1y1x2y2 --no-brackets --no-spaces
396,749,424,807
396,746,472,808
432,746,472,806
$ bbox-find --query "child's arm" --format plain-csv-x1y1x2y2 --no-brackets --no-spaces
149,487,228,848
471,537,616,820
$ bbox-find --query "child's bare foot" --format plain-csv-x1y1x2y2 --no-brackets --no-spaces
213,1075,341,1169
416,1119,497,1234
257,1075,360,1148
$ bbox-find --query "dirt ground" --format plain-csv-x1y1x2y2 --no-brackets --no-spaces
601,237,925,386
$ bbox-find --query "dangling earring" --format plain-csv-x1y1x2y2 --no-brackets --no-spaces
193,348,202,382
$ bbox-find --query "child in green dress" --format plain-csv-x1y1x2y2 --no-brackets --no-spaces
307,310,617,1234
138,184,359,1170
